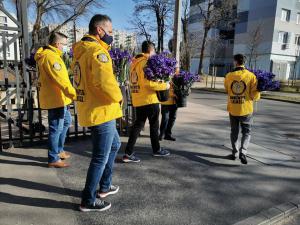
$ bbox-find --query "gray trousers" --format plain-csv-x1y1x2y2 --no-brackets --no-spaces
229,114,253,156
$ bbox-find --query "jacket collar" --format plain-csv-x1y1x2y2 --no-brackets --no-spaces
47,45,63,57
233,65,246,72
82,34,111,51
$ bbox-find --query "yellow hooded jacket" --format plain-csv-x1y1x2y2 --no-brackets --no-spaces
224,66,261,116
34,45,76,109
130,54,167,107
72,35,123,127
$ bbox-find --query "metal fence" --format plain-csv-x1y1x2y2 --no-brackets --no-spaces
0,1,135,151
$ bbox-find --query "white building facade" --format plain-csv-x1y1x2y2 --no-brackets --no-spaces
189,0,300,80
0,9,20,61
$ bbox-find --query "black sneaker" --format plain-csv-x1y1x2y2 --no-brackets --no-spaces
153,149,170,157
97,185,119,198
164,136,176,141
159,135,163,141
122,154,141,163
239,153,248,164
228,154,237,161
79,199,111,212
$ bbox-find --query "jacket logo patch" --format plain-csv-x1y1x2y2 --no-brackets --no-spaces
231,80,246,95
97,53,109,63
73,62,81,87
53,62,62,71
130,70,140,93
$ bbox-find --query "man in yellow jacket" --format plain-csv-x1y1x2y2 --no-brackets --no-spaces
122,41,170,163
159,84,177,141
224,54,261,164
35,32,76,168
73,14,123,212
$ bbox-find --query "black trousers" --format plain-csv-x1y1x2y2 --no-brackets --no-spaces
125,104,160,155
160,104,177,138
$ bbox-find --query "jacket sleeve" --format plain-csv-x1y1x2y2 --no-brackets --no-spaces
224,74,229,93
44,58,76,100
250,74,261,101
91,51,123,103
144,79,168,91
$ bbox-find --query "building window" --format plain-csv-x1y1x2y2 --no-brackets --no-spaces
0,16,7,27
297,13,300,24
295,34,300,45
281,9,291,22
278,31,289,43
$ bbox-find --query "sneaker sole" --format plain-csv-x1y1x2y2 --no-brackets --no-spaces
98,187,119,198
79,203,111,212
122,159,141,163
153,153,170,157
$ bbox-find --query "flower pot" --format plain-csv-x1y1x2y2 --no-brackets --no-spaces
176,94,187,108
156,90,170,102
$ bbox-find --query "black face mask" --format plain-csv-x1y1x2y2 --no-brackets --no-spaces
100,29,113,45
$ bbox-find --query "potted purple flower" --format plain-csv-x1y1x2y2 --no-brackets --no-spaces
109,48,132,110
144,53,177,101
172,70,200,107
109,48,132,85
248,69,280,92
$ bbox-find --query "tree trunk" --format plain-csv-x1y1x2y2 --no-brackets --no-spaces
198,27,209,75
161,24,164,52
31,3,43,52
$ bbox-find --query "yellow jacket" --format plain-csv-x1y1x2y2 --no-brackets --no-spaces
130,54,167,107
161,84,176,105
35,45,76,109
72,35,123,127
224,66,261,116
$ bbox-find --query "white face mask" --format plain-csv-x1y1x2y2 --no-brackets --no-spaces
62,46,69,53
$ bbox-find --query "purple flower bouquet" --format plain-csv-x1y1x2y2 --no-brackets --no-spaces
172,70,200,107
248,69,280,92
144,53,177,102
109,48,132,85
144,53,177,82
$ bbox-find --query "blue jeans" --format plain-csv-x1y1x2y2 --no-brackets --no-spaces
48,106,72,163
81,120,121,205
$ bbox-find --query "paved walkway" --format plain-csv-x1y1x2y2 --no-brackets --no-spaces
0,91,299,225
193,82,300,101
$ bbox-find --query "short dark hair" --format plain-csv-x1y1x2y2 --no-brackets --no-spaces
234,54,245,65
49,32,67,45
89,14,112,35
141,41,155,53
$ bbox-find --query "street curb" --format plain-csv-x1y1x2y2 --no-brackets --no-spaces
232,197,300,225
191,88,300,104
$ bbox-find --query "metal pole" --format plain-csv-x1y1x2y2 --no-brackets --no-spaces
173,0,182,68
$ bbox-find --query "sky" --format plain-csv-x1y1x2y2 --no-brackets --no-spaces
3,0,136,31
78,0,136,31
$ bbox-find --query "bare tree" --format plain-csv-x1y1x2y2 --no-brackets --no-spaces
130,12,152,42
180,0,190,71
246,23,263,69
133,0,174,53
196,0,237,75
29,0,103,52
207,34,225,88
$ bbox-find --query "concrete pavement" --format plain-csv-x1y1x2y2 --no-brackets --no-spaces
0,90,299,225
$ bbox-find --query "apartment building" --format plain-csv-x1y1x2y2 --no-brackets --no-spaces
189,0,300,80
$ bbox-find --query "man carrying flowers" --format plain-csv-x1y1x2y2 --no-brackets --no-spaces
224,54,261,164
122,41,171,163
